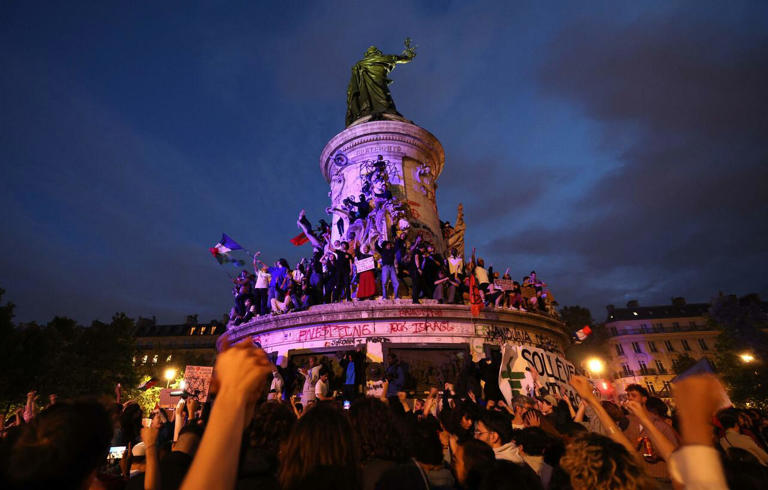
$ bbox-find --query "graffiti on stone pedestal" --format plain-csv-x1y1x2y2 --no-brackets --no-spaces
296,324,373,343
476,325,560,353
388,320,455,335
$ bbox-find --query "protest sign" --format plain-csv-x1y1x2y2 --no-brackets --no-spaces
493,279,516,291
183,365,214,403
355,256,375,273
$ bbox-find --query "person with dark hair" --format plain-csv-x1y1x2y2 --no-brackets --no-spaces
385,353,406,396
349,397,407,490
410,419,455,489
515,427,554,489
315,369,333,401
278,403,360,490
644,397,669,420
478,460,544,490
238,401,296,489
623,383,680,483
1,400,112,490
340,350,364,402
451,438,495,490
474,411,523,463
333,242,353,302
718,408,768,465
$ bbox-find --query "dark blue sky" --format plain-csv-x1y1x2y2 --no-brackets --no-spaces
2,1,767,325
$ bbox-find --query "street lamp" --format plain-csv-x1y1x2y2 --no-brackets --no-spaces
739,352,755,364
586,357,605,376
164,367,177,388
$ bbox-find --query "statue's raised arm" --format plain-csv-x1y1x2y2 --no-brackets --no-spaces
345,38,417,127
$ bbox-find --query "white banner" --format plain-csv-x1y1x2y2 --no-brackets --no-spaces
499,345,578,406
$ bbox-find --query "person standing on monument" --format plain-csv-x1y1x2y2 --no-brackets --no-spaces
345,39,416,127
376,239,399,299
299,357,322,403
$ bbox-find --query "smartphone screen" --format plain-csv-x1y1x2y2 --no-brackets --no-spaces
343,400,351,410
108,446,126,460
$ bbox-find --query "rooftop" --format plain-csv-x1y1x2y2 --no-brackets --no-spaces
605,302,710,323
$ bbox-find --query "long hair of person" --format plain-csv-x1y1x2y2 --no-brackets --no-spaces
348,397,406,463
559,432,655,490
278,402,360,490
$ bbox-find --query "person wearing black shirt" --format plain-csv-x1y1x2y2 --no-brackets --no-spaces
376,240,399,299
333,242,353,302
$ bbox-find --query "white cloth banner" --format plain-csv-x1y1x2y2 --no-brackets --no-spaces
498,345,578,406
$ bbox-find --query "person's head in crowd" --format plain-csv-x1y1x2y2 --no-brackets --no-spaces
644,397,668,419
120,402,143,445
3,400,112,490
245,401,296,466
307,356,316,368
536,395,556,415
514,427,548,458
290,465,358,490
513,394,536,411
560,432,654,490
625,384,649,405
475,411,513,449
413,398,425,413
477,258,485,268
601,400,630,431
360,244,369,254
382,240,394,250
318,368,329,383
450,247,458,257
411,419,444,468
478,460,544,490
557,421,588,442
452,438,495,490
278,403,359,490
278,258,289,269
48,394,58,406
718,407,741,431
349,398,406,463
387,352,398,365
340,241,349,251
530,270,536,279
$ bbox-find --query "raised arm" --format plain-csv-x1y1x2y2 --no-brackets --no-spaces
625,401,676,462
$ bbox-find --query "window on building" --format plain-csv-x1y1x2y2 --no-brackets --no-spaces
682,339,691,351
655,360,666,374
665,340,675,352
142,354,148,365
662,381,672,394
152,354,158,364
200,326,207,335
672,322,680,331
639,360,648,375
632,342,642,353
166,354,172,362
646,382,656,394
189,327,196,335
707,358,717,371
132,356,136,365
640,323,648,333
615,344,625,356
648,341,658,353
610,327,618,336
654,323,663,332
698,338,709,351
622,363,632,376
689,321,697,328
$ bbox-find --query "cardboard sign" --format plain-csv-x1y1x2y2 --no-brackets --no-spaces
183,365,214,403
499,344,578,406
493,279,516,291
355,256,375,273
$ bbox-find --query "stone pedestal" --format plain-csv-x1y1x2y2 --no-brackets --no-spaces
319,121,446,250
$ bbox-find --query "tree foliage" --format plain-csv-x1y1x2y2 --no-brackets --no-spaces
0,288,137,409
712,293,768,407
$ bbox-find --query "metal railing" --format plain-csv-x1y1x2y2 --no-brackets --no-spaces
610,325,714,336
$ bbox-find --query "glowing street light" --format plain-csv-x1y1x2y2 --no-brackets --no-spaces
739,352,755,364
586,357,605,375
164,367,177,388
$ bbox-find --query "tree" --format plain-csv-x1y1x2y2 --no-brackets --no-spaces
712,294,768,407
672,353,697,374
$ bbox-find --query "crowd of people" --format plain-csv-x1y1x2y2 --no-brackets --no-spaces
2,337,768,490
229,215,558,325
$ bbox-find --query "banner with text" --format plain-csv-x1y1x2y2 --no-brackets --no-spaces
499,344,578,406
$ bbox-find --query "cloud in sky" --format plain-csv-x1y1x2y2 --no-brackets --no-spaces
1,1,766,324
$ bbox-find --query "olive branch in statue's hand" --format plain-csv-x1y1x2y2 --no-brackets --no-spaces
403,37,417,58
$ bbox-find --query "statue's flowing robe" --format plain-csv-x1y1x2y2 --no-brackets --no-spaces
346,54,402,126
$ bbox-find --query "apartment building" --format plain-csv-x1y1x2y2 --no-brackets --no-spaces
605,298,717,399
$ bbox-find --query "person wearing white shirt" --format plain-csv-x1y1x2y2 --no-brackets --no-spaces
300,357,321,403
315,370,333,401
268,368,284,401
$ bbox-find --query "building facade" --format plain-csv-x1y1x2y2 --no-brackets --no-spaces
605,298,717,399
133,317,224,372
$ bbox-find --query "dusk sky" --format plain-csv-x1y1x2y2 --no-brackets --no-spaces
2,1,767,325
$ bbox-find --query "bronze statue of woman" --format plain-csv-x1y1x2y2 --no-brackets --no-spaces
345,38,416,127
